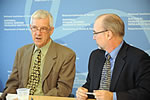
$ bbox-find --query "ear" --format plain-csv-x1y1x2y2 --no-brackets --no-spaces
30,24,32,29
49,27,54,36
106,30,113,40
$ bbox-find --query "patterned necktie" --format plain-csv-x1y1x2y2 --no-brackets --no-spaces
99,54,111,90
27,49,41,95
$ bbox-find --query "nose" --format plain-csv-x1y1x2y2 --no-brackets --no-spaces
93,35,96,40
36,30,42,35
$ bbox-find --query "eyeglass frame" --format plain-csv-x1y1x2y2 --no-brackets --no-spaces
93,30,108,35
30,25,51,33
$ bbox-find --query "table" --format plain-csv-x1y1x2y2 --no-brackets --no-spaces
30,95,95,100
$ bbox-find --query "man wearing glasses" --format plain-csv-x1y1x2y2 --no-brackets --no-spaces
76,13,150,100
1,9,76,99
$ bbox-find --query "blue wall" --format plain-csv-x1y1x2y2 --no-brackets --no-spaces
0,0,150,95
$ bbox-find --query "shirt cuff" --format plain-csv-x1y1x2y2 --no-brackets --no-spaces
113,92,117,100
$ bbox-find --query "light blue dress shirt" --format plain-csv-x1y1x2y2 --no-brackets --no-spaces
105,41,123,100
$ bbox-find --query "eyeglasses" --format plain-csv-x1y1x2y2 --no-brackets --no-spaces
93,30,108,35
31,26,50,33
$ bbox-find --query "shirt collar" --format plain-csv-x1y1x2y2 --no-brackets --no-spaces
33,39,51,56
105,41,124,60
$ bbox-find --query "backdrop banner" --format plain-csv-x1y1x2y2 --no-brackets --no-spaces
0,0,150,95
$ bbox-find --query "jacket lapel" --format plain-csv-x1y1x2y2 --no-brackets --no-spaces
110,42,128,91
42,41,57,83
92,50,105,90
22,44,34,87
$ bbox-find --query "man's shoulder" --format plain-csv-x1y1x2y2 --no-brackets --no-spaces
17,43,34,52
122,42,150,59
52,41,75,55
91,49,105,55
125,43,149,56
89,49,105,59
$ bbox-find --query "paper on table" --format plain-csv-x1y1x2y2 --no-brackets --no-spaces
6,93,17,100
0,92,2,96
86,92,95,95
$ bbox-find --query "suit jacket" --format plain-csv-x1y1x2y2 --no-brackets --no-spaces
1,40,76,99
83,41,150,100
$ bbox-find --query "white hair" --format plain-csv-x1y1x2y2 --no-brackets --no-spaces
30,9,53,27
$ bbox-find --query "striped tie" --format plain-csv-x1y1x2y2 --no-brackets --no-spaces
27,49,41,95
99,54,111,90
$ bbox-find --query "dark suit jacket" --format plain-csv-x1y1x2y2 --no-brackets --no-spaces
1,40,76,99
83,41,150,100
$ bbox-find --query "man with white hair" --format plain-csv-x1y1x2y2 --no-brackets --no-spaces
1,9,76,100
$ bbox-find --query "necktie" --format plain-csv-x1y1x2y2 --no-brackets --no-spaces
27,49,41,95
99,54,111,90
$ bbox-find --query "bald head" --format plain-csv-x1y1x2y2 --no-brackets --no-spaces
95,14,125,37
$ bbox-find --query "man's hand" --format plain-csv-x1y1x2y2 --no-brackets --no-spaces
76,87,88,100
94,90,113,100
